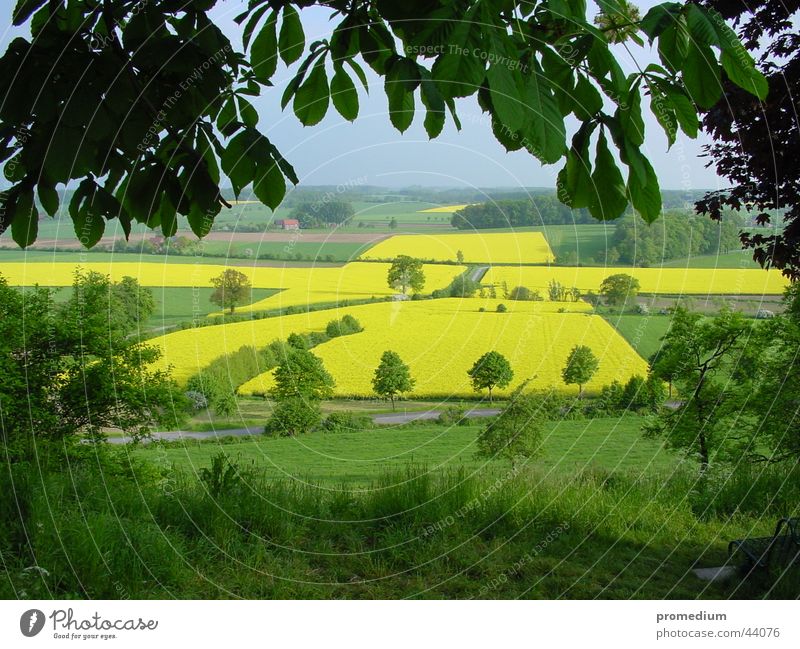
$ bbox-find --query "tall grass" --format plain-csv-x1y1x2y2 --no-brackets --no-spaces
1,444,797,599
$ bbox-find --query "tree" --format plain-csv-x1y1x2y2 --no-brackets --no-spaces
0,1,765,248
448,274,479,298
696,0,800,278
599,274,640,307
456,250,465,264
289,200,354,227
210,269,252,314
387,255,425,295
388,217,398,230
475,383,544,468
372,350,415,410
264,397,322,436
562,346,599,396
644,306,752,471
0,273,185,452
468,351,514,402
272,349,335,401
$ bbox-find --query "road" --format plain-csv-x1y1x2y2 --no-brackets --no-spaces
106,407,501,444
469,265,489,282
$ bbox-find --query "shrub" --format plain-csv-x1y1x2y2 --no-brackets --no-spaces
287,332,309,350
265,398,322,436
496,303,508,313
508,286,541,301
756,309,775,319
322,412,373,433
636,303,650,315
437,406,468,426
184,390,208,411
199,452,253,498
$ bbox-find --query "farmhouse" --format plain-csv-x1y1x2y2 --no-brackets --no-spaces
274,218,300,230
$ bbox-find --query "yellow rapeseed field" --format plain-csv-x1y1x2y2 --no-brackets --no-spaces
418,204,470,213
237,298,647,398
484,265,789,295
359,232,555,264
0,261,464,311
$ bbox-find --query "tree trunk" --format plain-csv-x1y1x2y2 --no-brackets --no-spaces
229,304,235,314
579,383,584,397
488,387,493,403
698,432,710,473
390,394,395,411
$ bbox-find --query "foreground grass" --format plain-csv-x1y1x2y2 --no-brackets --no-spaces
138,416,674,484
2,441,797,599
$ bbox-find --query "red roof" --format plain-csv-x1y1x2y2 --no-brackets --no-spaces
277,219,299,225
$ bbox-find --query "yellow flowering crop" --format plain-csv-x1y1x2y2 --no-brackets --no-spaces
0,261,464,312
359,232,554,264
237,298,648,398
484,265,788,295
418,204,470,213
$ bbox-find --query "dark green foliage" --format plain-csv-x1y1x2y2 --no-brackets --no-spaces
508,285,542,301
496,303,508,313
608,211,744,266
467,351,514,402
436,406,471,426
322,411,372,433
600,273,641,307
447,274,479,298
451,196,595,229
0,272,185,450
372,350,415,409
272,349,335,400
264,397,322,436
562,345,599,395
476,386,544,466
289,200,354,228
0,0,765,248
387,255,425,294
210,269,252,314
326,314,362,337
199,452,254,498
645,306,752,469
186,344,275,416
287,332,309,350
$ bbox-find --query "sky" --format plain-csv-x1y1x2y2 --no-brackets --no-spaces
0,0,725,192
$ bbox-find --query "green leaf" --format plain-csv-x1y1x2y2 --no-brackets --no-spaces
236,96,259,127
221,132,257,197
252,160,286,210
627,153,662,223
294,58,329,126
720,51,769,101
685,4,719,46
420,74,446,139
346,58,370,93
217,96,237,131
486,64,525,132
279,5,305,65
386,80,414,133
664,85,698,137
682,41,722,109
251,11,278,82
618,84,645,146
431,53,485,98
648,85,678,147
11,188,38,247
243,4,270,50
657,18,689,71
640,2,682,40
557,124,595,209
72,189,106,249
521,67,566,164
589,131,628,220
330,65,359,121
158,193,178,238
37,181,59,216
12,0,46,26
572,74,603,120
187,203,215,238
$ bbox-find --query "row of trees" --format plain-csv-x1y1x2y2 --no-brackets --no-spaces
288,200,355,228
451,197,596,229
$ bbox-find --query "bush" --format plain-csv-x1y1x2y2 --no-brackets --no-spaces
496,303,508,313
198,452,254,498
264,398,322,436
636,303,650,315
322,412,373,433
184,390,208,411
509,286,541,301
437,406,469,426
448,275,479,298
287,332,309,350
756,309,775,319
326,314,363,337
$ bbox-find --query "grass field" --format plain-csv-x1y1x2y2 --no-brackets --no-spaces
602,315,672,360
484,265,788,295
237,298,647,398
138,415,673,483
359,231,555,264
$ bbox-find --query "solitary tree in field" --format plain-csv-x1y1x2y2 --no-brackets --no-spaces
456,250,465,264
372,350,415,410
562,345,599,396
599,274,641,307
387,255,425,295
388,217,398,230
468,351,514,402
210,269,252,314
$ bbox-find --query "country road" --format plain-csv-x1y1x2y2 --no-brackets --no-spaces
107,407,501,444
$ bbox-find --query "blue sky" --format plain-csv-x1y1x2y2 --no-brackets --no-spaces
0,0,724,191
